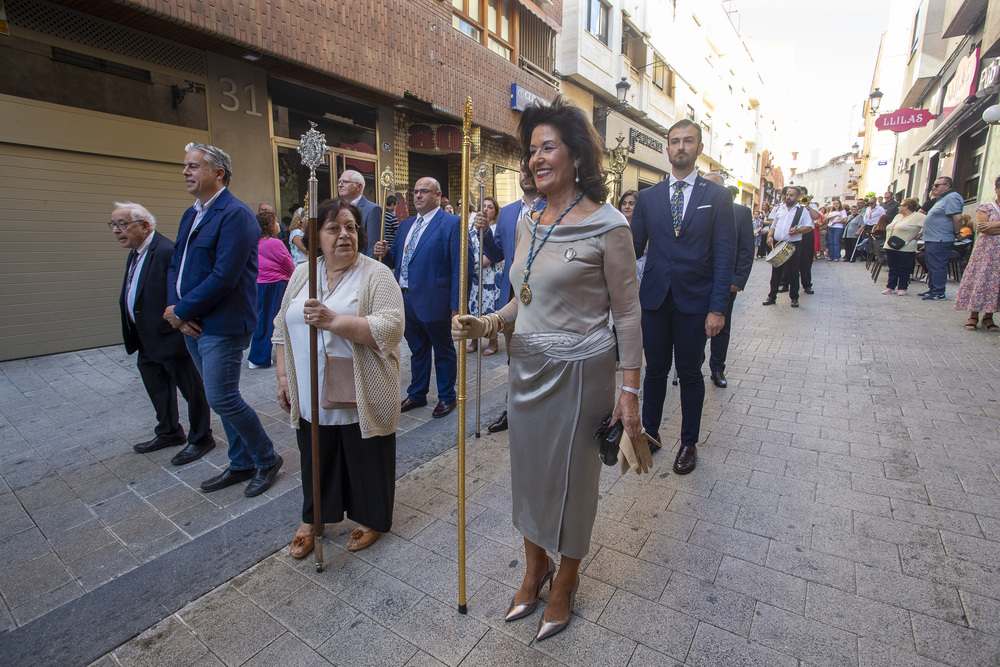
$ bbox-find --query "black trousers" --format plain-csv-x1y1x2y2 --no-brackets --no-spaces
768,241,802,299
297,419,395,532
843,238,858,262
799,230,814,289
709,290,738,373
136,349,212,444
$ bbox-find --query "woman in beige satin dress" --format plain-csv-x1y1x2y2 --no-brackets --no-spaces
453,96,642,641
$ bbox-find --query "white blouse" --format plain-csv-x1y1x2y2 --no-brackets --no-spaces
287,259,363,425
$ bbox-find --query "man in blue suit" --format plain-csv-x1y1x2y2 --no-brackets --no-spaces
476,167,541,432
374,177,466,418
632,120,736,475
701,175,754,389
339,169,384,258
165,142,282,497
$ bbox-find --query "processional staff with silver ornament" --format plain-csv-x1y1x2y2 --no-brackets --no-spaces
297,121,328,573
455,97,473,615
377,166,395,260
473,162,491,439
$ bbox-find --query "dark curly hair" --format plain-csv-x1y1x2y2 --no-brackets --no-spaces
517,95,609,204
305,198,367,256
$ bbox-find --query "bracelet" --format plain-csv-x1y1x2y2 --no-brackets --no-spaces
620,386,639,396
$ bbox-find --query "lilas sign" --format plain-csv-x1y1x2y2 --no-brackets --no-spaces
875,108,938,132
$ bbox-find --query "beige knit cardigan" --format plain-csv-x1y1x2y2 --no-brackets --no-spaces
272,254,404,438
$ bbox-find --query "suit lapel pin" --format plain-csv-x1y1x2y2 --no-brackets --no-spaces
563,247,576,262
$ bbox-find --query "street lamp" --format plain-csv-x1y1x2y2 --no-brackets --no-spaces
868,88,884,116
594,77,632,120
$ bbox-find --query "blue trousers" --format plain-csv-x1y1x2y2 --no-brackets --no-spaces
402,295,457,403
827,227,844,260
185,333,278,471
924,241,951,296
248,280,288,367
641,291,707,446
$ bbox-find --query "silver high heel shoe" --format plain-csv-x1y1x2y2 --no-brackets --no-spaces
535,576,580,641
505,556,555,622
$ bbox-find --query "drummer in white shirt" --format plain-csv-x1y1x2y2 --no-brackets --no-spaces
762,185,813,308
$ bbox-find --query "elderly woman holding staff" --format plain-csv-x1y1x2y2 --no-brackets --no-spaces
453,97,642,640
272,198,404,558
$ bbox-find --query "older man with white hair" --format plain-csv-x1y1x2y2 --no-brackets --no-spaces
110,201,214,464
338,169,383,257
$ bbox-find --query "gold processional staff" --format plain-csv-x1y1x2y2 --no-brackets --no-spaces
297,121,328,573
455,96,474,614
377,166,395,260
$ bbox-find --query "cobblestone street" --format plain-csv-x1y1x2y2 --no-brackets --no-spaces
2,258,1000,666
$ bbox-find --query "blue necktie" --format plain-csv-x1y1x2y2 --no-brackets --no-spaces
401,216,425,283
671,181,687,236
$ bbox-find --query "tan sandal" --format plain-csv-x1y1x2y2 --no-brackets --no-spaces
346,528,380,552
482,337,499,356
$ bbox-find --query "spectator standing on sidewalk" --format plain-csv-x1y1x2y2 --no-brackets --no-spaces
919,177,965,301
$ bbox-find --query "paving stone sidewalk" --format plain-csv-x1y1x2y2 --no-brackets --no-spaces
7,257,1000,666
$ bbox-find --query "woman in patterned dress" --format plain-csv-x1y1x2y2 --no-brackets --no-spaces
955,177,1000,331
467,196,503,354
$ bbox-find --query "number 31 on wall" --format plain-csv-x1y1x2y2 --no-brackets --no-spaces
219,77,262,117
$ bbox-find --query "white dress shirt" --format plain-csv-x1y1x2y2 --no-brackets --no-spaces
770,203,812,242
126,231,156,323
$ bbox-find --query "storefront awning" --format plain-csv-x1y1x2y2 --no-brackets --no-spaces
915,89,997,153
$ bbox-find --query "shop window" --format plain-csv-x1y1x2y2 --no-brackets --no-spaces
586,0,610,46
956,128,988,202
453,0,515,63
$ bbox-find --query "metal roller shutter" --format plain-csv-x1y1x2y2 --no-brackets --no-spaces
0,143,193,361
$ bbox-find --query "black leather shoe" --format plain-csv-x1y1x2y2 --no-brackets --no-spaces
171,439,215,466
200,467,253,492
245,455,283,497
646,432,662,453
673,444,697,475
803,288,814,294
790,299,800,308
400,398,428,413
710,371,727,388
432,400,456,418
487,410,508,432
762,298,776,305
133,435,186,454
777,285,788,293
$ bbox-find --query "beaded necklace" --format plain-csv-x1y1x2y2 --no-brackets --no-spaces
519,191,583,305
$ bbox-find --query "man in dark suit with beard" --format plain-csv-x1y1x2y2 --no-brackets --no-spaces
111,201,214,465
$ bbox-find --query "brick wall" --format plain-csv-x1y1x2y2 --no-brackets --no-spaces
119,0,562,136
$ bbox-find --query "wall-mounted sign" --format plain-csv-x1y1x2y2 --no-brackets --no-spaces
877,160,889,166
980,58,1000,90
875,108,938,132
942,47,980,120
511,84,549,112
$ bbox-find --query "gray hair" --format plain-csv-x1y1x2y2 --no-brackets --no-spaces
112,201,156,228
184,142,233,186
341,169,365,186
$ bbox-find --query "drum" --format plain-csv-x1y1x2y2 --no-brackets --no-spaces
766,240,796,267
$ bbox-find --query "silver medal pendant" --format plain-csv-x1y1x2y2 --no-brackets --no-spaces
563,247,576,262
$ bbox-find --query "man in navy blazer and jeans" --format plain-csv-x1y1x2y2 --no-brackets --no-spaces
632,120,736,475
165,142,282,497
374,177,466,418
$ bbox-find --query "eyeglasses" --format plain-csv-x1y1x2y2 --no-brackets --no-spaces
932,182,948,188
322,223,358,235
413,189,436,196
108,220,137,231
337,179,362,186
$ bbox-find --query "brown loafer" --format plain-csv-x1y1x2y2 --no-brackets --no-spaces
432,400,456,418
673,444,697,475
289,532,315,559
346,528,380,552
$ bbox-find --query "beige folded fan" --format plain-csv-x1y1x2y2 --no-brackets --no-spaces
618,430,658,475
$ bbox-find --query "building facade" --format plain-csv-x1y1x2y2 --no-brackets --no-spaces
0,0,561,360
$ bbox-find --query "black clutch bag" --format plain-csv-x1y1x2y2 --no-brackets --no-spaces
887,235,905,250
595,416,624,466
